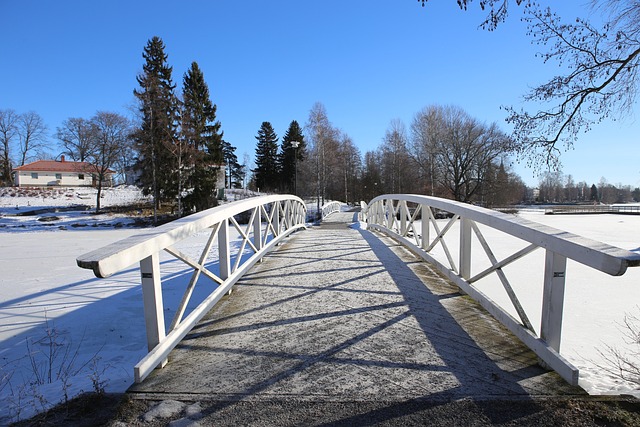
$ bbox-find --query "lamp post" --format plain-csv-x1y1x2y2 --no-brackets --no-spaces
291,141,300,196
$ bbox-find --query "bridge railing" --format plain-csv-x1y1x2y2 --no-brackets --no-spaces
321,200,342,219
363,194,640,386
77,195,306,383
545,204,640,215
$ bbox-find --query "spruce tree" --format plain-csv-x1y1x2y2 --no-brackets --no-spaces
253,122,279,192
278,120,306,194
133,36,180,218
222,139,242,188
181,61,223,212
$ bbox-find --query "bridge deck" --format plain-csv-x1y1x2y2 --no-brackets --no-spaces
129,211,583,404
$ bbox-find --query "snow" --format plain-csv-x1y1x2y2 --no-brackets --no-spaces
0,190,638,423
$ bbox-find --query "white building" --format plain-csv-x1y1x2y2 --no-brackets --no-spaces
13,156,114,187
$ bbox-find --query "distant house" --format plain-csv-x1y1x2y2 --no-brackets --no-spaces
12,156,114,188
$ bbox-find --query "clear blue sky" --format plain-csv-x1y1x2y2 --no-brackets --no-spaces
2,0,638,188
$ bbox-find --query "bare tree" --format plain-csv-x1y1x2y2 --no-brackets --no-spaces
421,105,512,202
419,1,640,172
336,132,362,204
88,111,132,212
598,307,640,387
17,111,48,166
380,119,416,194
506,1,640,169
418,0,528,30
305,102,339,212
0,109,19,184
410,106,444,196
56,117,96,162
361,150,383,202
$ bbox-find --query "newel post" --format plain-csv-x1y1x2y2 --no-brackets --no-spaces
541,250,567,351
140,254,167,367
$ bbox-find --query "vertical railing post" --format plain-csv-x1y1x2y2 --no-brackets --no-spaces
140,253,167,367
421,204,430,251
218,218,230,281
459,217,472,280
541,250,567,351
400,200,407,236
273,201,280,237
283,200,290,230
253,206,263,260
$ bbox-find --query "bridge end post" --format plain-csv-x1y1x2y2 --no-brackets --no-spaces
541,250,567,352
140,254,167,367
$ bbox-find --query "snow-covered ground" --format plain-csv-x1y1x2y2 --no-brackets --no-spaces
0,190,638,423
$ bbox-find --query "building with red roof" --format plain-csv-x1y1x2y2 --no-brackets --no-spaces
12,156,114,187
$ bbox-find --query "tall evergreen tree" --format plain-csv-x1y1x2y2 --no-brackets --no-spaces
133,36,180,218
181,61,223,212
278,120,306,194
253,122,279,192
221,139,242,188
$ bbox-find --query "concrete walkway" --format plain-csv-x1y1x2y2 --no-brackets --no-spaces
128,211,584,417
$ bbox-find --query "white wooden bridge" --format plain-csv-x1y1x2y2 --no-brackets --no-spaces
76,195,640,403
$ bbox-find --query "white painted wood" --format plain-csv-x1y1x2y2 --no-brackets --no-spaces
218,218,230,281
421,204,430,251
140,254,166,356
541,250,567,352
400,200,408,236
133,227,298,383
77,196,307,383
459,217,472,280
253,205,263,255
77,195,305,278
365,194,640,386
321,201,342,219
273,201,280,236
368,224,580,386
369,194,640,275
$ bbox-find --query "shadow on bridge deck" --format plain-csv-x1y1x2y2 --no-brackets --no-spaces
128,211,585,424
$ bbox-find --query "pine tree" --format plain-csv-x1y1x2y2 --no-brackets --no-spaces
278,120,306,194
133,36,180,218
181,61,223,212
253,122,279,192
